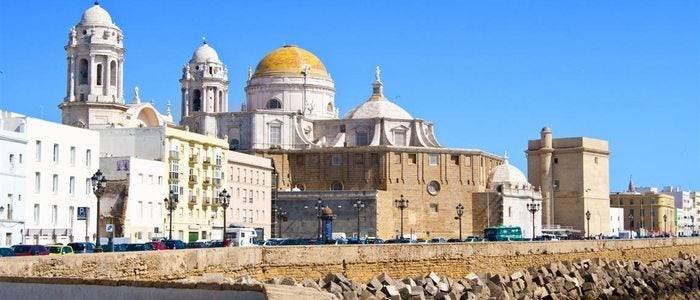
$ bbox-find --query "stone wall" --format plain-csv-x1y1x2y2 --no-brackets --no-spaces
1,238,698,284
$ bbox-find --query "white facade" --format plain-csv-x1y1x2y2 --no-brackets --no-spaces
226,151,273,240
609,207,624,237
662,186,694,236
0,113,27,246
488,156,543,239
0,111,99,245
100,157,167,242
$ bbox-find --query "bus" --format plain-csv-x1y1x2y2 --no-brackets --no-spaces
483,226,523,241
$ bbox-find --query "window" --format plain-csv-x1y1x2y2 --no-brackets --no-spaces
52,174,59,193
355,131,369,146
52,205,58,226
138,201,143,219
158,176,163,185
554,158,558,164
594,157,599,164
354,154,364,165
408,154,417,164
69,206,75,228
138,173,144,184
96,64,103,85
330,181,343,191
76,58,89,86
34,172,41,193
86,149,92,167
86,178,91,195
266,99,282,109
331,155,343,166
428,154,439,166
9,154,14,165
192,90,202,112
69,176,75,195
149,175,154,184
394,130,406,147
430,203,439,213
33,204,40,225
109,61,117,86
427,181,441,195
508,206,512,218
18,154,22,164
53,144,59,163
35,141,41,161
70,146,76,165
451,155,460,165
269,124,281,146
553,180,560,192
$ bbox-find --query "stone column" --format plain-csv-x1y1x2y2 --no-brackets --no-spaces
88,55,95,101
104,58,110,98
118,58,124,103
67,57,75,101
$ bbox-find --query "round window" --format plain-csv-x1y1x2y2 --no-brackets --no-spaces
427,181,441,195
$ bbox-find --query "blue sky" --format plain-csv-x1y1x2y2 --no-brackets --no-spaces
1,1,698,191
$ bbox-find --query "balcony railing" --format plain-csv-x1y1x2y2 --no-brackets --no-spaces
203,197,212,205
169,150,179,160
189,175,198,185
189,154,199,165
203,157,211,165
169,172,179,183
203,177,212,186
188,196,197,205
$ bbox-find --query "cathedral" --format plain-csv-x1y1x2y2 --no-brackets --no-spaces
59,3,520,239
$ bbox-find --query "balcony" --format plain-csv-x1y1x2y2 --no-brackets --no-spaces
188,196,197,205
168,172,179,183
169,150,179,160
188,175,198,186
189,154,199,165
203,197,212,206
203,157,211,166
203,177,212,187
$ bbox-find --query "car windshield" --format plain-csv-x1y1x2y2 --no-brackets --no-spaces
12,245,32,253
47,247,62,254
68,243,85,251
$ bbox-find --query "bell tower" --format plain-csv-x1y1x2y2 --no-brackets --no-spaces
60,2,126,128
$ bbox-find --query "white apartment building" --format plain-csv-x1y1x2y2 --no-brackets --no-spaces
662,186,694,236
226,150,273,240
609,207,624,237
0,112,27,246
100,157,166,242
0,111,99,245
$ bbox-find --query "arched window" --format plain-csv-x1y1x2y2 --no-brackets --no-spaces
218,91,223,111
79,59,88,84
96,64,103,86
327,102,333,112
266,99,282,109
330,181,343,191
192,89,202,112
109,61,117,86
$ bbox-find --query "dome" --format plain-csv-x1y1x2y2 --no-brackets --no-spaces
191,43,221,63
253,45,329,79
346,98,412,120
79,3,114,26
489,157,530,187
321,206,334,216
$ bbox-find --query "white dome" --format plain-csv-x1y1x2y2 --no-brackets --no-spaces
489,159,530,187
80,4,114,26
346,98,412,120
191,43,221,63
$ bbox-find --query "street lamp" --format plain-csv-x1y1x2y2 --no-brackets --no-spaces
526,199,540,241
585,210,591,239
353,199,365,239
90,169,106,251
218,189,231,245
394,195,409,239
663,214,668,237
164,190,179,240
454,203,464,241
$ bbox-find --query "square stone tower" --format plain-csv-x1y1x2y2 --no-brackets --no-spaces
526,127,610,237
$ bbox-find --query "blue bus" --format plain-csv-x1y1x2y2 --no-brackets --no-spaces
484,226,523,241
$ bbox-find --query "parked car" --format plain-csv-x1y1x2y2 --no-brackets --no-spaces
262,239,284,246
186,241,208,249
430,237,447,243
102,244,128,252
465,236,483,242
384,238,412,244
278,238,316,246
125,243,154,252
47,245,74,255
67,242,95,254
364,238,384,244
208,240,224,248
12,245,49,256
147,241,167,250
0,247,15,257
162,239,187,249
446,238,463,243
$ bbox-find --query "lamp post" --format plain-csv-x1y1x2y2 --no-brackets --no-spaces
274,207,288,237
353,199,365,239
454,203,464,240
526,199,540,241
164,190,179,240
90,169,106,251
394,195,409,239
585,210,591,239
218,189,231,245
663,214,668,237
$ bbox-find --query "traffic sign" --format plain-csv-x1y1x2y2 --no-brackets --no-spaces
105,224,114,233
77,207,88,220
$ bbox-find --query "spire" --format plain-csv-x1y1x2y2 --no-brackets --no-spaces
503,150,509,163
166,100,172,116
202,36,207,45
132,86,141,104
627,175,636,193
370,65,384,100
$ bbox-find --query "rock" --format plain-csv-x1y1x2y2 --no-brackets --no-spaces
425,282,439,296
280,277,296,286
343,290,359,300
428,272,442,285
378,272,395,286
302,278,322,291
382,285,401,300
359,289,377,300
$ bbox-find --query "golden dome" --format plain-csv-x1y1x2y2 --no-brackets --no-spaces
253,45,329,79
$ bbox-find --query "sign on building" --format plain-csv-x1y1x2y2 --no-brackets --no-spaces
105,224,114,233
117,159,130,171
77,207,89,220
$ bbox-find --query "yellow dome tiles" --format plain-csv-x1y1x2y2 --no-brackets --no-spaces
253,45,329,79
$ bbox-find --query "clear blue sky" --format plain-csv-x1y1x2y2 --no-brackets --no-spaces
1,1,698,191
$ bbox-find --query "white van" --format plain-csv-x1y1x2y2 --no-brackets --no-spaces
226,227,258,247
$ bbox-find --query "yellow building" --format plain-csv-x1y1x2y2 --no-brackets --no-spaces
164,126,228,242
609,192,675,236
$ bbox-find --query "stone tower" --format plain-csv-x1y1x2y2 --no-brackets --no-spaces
59,2,126,128
526,127,611,237
179,41,229,136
